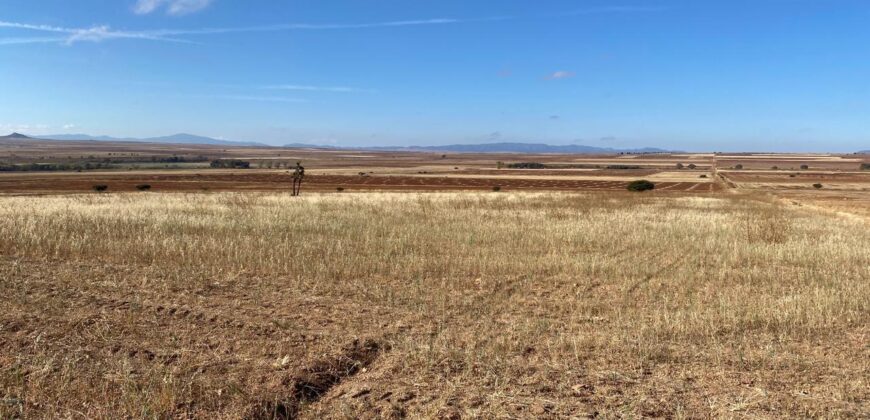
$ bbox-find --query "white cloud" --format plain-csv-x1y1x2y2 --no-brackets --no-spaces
195,94,307,103
0,16,500,46
546,71,575,80
264,85,374,93
0,6,654,47
0,123,50,134
63,124,78,130
0,20,192,44
134,0,214,16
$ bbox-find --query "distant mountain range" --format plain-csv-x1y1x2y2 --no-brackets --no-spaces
34,133,267,147
284,141,675,154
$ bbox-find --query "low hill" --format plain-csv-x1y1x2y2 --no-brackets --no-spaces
0,132,33,140
40,133,267,147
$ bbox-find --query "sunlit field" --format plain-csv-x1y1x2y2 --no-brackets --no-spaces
1,191,868,418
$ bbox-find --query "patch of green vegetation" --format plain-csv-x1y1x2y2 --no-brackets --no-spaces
627,180,655,192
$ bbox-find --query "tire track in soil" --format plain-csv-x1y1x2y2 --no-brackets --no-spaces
248,338,386,420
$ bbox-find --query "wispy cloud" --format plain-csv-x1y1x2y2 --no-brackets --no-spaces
264,84,375,93
0,6,659,46
135,0,214,16
546,71,575,80
0,37,66,45
0,17,490,45
0,20,192,44
196,94,307,103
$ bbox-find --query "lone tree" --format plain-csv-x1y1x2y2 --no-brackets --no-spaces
291,161,305,196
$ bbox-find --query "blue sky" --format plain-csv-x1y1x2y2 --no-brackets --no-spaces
1,0,869,152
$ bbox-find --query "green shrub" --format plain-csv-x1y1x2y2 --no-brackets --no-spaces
734,164,744,170
800,165,809,170
813,183,823,189
687,164,697,169
336,187,345,192
860,163,870,170
92,185,108,192
492,186,501,192
627,180,655,192
135,184,151,191
699,174,708,178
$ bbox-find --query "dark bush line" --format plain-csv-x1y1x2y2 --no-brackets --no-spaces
210,159,251,169
0,162,113,172
505,162,643,170
506,162,548,169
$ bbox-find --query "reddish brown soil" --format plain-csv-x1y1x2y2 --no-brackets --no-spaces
724,172,870,184
0,172,723,193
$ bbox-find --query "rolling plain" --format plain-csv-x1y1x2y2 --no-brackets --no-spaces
1,138,868,418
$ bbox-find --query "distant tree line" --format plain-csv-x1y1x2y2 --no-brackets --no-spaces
0,162,113,172
210,159,251,169
506,162,644,170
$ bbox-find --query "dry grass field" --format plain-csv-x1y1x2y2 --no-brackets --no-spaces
2,191,868,418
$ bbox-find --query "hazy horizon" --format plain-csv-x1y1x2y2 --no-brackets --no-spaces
3,0,870,152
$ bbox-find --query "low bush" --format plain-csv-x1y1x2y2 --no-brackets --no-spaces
507,162,547,169
626,180,655,192
92,185,108,192
813,183,823,189
135,184,152,191
492,186,501,192
605,165,642,170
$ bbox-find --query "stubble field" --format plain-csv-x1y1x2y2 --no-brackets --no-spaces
1,191,868,418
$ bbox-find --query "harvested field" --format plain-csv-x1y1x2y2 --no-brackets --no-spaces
1,192,868,418
0,172,723,194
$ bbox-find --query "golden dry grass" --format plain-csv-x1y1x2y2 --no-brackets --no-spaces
1,191,868,418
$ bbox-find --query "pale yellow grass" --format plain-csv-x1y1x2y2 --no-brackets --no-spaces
1,192,867,418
